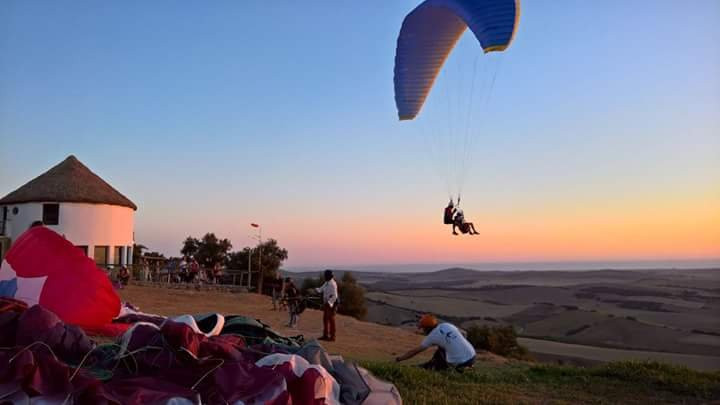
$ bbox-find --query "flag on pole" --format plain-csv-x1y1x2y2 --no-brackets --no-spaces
250,223,259,228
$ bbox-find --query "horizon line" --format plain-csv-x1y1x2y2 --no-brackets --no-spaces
283,258,720,273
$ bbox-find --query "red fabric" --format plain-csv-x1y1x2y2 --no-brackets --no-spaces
323,304,336,339
5,227,121,329
0,301,348,404
114,321,289,404
270,362,328,405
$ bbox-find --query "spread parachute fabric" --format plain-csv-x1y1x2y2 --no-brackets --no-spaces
394,0,520,120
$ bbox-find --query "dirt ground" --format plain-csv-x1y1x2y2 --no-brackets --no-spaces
119,284,428,362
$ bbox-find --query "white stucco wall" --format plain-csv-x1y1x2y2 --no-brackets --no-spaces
1,202,134,264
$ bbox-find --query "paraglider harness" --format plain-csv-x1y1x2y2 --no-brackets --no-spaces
443,206,455,225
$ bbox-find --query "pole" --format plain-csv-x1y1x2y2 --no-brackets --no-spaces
247,248,252,290
257,227,263,295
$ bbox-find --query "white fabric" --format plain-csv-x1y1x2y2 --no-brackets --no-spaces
116,302,163,320
0,260,15,281
357,365,403,405
1,261,48,306
169,313,225,337
256,354,340,405
421,323,476,365
14,275,47,306
454,208,464,222
316,279,338,306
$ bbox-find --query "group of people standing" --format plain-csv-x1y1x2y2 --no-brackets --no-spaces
175,258,223,284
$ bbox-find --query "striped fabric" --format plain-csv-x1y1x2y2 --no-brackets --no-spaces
394,0,520,120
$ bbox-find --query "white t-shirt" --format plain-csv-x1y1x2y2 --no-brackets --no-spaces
421,323,476,365
316,279,338,306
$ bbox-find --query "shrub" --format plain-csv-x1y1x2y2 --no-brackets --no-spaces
299,272,368,320
300,275,324,295
466,325,530,360
338,272,367,320
300,276,324,309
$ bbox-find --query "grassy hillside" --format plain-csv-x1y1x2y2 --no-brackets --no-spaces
364,361,720,404
119,285,720,403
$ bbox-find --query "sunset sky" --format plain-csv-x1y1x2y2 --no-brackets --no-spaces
1,1,718,268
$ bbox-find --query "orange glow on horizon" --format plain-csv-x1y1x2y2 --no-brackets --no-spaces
137,186,720,266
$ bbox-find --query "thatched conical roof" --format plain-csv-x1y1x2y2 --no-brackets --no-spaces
0,155,137,210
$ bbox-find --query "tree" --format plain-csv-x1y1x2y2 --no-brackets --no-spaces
226,239,288,293
180,236,199,258
195,233,232,268
254,239,288,294
301,276,325,309
143,251,166,258
301,276,324,295
227,248,252,272
338,272,367,320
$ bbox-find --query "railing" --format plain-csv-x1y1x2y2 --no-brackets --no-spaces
100,264,260,291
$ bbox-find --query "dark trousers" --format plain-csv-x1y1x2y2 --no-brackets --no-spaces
421,348,475,372
322,303,336,339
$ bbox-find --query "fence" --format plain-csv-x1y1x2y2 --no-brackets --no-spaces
101,264,261,291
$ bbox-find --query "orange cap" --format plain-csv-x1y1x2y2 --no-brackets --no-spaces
418,314,438,329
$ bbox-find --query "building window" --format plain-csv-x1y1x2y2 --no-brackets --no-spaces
113,246,123,265
42,204,59,225
76,246,88,256
1,207,6,236
127,246,132,264
94,246,108,266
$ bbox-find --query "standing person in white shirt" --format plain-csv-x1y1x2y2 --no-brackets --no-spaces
315,270,339,341
395,314,476,371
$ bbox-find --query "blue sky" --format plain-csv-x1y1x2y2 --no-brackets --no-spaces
1,1,718,267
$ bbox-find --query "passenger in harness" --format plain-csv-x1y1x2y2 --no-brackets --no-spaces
452,205,479,236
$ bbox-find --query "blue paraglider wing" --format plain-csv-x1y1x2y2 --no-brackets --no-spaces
394,0,520,120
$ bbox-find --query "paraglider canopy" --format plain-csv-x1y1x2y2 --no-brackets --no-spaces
0,226,121,330
394,0,520,120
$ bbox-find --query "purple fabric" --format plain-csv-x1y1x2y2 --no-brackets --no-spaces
0,304,368,404
0,345,111,403
15,305,95,364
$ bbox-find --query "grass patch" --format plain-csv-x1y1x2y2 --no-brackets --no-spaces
363,360,720,404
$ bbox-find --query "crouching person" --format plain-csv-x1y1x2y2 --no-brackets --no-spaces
395,314,476,371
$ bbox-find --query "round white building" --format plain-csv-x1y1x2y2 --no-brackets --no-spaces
0,155,137,267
